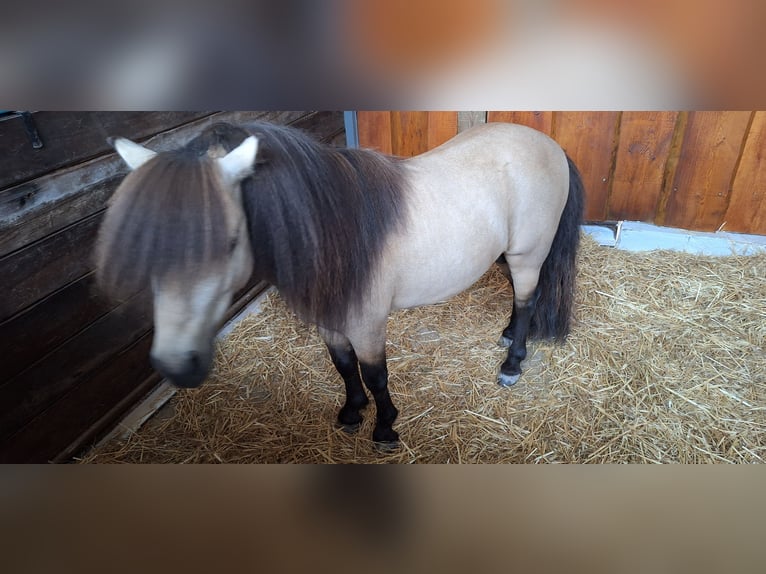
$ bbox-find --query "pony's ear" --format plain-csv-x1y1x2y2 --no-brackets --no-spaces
111,137,157,170
217,136,258,184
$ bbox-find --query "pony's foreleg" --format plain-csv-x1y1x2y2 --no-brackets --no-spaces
319,328,370,431
346,324,399,446
359,358,399,445
498,263,541,387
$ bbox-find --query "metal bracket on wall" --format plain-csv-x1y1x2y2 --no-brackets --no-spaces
20,112,44,149
1,111,45,149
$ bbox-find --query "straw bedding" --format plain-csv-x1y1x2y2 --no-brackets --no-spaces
82,235,766,463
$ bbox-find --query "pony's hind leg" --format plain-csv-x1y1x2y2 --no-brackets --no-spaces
319,328,370,432
497,260,541,387
495,255,514,347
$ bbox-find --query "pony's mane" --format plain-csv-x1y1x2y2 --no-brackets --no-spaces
96,120,408,330
95,123,249,297
242,121,407,329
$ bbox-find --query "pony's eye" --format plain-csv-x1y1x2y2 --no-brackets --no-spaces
228,236,239,254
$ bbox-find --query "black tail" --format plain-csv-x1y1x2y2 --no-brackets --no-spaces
530,154,585,341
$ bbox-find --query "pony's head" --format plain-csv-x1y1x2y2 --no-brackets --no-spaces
96,134,258,387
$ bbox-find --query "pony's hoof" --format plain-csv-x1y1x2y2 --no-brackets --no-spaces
337,421,362,434
497,372,521,387
373,440,401,453
498,335,513,348
372,427,399,450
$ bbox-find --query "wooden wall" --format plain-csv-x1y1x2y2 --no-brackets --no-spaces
0,111,346,463
357,111,766,235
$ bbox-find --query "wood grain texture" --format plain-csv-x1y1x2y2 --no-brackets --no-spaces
553,112,621,221
724,112,766,234
426,112,458,149
0,174,123,258
0,335,159,463
663,111,752,231
0,112,212,191
357,111,393,154
487,111,553,135
608,112,680,222
391,111,430,157
0,273,116,383
0,212,102,321
0,290,153,442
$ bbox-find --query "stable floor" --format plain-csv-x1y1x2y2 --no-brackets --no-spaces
83,234,766,463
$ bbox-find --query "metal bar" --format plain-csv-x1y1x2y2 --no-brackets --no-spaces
343,111,359,148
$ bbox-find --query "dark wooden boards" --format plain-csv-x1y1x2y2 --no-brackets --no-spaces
1,212,103,321
0,111,212,190
0,273,116,382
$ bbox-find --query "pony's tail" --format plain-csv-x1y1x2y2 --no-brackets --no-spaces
530,153,585,341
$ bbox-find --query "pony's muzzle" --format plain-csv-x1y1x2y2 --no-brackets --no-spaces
150,350,211,388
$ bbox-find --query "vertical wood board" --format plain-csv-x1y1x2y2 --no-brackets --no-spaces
608,112,680,222
724,111,766,235
552,112,621,221
357,111,393,154
390,111,430,157
426,112,458,149
663,111,752,231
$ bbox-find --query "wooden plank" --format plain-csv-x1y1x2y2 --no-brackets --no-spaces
426,112,458,149
390,111,430,157
287,111,345,142
357,112,393,154
0,111,312,257
553,112,621,221
0,150,123,227
0,272,116,383
0,335,159,463
724,112,766,234
0,212,102,321
0,289,153,442
0,112,212,191
663,111,752,231
0,173,122,258
608,112,680,222
487,111,553,135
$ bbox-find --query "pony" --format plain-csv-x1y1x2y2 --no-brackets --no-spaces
95,119,584,446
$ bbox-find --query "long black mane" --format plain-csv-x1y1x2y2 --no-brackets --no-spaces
96,120,408,329
241,121,407,330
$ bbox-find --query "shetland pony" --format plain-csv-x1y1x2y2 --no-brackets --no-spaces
96,120,584,446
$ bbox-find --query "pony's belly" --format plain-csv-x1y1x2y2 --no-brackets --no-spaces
391,258,495,310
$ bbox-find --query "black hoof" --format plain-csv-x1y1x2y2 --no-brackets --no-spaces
372,427,399,446
373,439,401,453
337,421,362,434
337,405,366,430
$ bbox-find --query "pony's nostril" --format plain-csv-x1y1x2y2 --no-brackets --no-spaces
187,351,201,371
